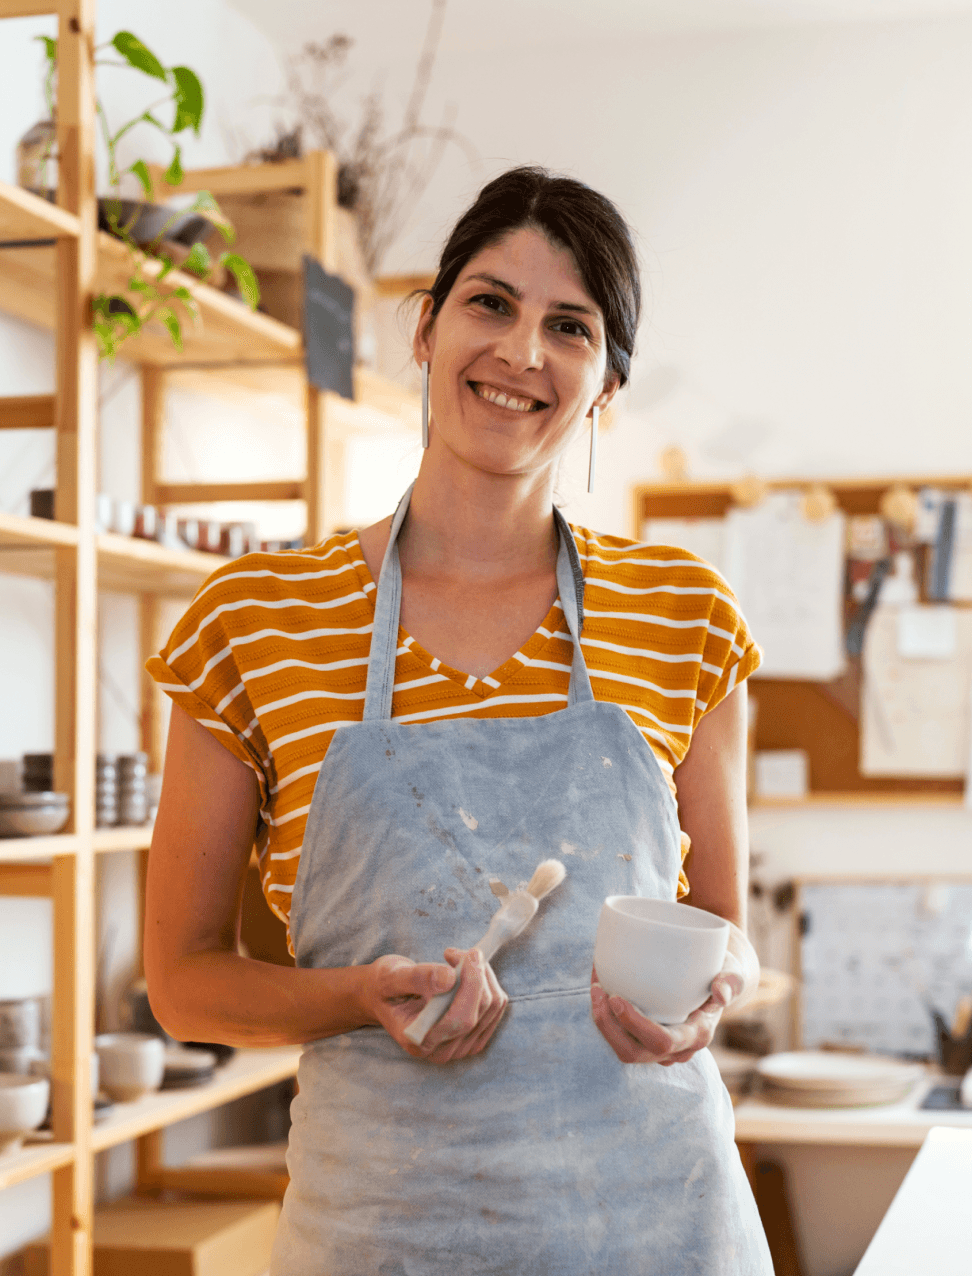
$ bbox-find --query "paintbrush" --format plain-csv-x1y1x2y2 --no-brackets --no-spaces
403,859,567,1047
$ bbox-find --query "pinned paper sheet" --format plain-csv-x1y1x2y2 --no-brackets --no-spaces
641,518,726,575
723,491,846,679
861,605,972,777
898,606,957,660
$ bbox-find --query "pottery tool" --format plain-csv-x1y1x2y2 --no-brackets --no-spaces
404,859,567,1047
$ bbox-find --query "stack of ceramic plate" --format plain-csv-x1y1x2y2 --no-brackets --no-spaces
0,792,70,837
161,1046,217,1090
118,753,148,826
756,1051,922,1107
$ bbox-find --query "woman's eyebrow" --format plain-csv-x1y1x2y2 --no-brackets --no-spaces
466,272,598,318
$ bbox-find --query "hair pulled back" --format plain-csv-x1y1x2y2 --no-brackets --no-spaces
424,167,641,388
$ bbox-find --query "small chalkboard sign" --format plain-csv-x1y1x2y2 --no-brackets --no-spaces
303,254,354,400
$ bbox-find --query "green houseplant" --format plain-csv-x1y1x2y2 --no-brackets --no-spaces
38,31,259,361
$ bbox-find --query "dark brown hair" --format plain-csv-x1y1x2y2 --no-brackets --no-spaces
424,166,641,386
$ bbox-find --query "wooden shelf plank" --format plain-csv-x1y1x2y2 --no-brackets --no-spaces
0,862,53,895
92,825,153,852
97,531,227,596
149,157,311,199
0,509,79,550
0,183,77,242
0,511,228,597
750,793,967,809
0,232,301,367
90,1047,301,1152
154,480,305,505
0,835,78,864
0,1141,75,1192
0,394,55,429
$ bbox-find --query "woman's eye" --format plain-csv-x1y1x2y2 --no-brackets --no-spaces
552,318,591,339
471,293,508,314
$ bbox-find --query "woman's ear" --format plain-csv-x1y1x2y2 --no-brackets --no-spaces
593,371,622,414
412,294,436,370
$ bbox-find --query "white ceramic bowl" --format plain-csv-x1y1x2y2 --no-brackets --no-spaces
0,1074,50,1154
94,1033,165,1101
0,792,70,838
593,896,730,1024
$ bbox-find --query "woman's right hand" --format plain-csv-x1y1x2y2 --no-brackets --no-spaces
363,947,509,1064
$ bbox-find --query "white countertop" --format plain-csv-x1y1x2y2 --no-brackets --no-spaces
734,1071,972,1147
853,1127,972,1273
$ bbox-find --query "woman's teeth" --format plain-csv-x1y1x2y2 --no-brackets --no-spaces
473,382,542,413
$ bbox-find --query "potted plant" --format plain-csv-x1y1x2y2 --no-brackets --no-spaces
28,31,259,361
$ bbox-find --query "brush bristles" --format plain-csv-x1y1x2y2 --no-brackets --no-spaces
526,859,567,901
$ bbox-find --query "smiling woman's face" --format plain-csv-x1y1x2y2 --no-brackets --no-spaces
414,226,619,484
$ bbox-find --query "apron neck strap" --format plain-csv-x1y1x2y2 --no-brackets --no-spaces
363,484,592,721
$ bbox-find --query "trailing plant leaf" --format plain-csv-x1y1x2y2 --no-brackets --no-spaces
186,190,235,242
111,31,167,83
221,253,261,310
181,241,212,277
164,146,183,187
157,307,183,349
129,158,153,198
171,66,204,135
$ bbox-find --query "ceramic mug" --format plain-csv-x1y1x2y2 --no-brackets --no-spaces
0,1074,49,1155
593,896,730,1024
94,1032,165,1101
0,998,40,1050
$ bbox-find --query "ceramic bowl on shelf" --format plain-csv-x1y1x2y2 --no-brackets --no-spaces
0,791,70,837
0,1074,50,1155
94,1032,165,1102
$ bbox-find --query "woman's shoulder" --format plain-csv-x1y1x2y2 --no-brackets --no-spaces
184,531,369,617
569,523,739,607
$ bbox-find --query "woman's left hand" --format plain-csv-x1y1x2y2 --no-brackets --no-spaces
590,920,758,1065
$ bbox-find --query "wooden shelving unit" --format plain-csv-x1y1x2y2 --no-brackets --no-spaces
634,475,972,803
0,2,420,1269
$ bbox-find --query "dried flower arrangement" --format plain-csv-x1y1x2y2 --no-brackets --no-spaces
262,0,477,275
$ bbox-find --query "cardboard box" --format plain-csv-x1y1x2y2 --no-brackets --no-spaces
24,1197,279,1276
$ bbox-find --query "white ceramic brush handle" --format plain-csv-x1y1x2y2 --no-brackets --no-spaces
403,893,539,1047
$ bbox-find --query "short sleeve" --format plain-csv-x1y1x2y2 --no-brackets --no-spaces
145,565,272,804
695,578,762,720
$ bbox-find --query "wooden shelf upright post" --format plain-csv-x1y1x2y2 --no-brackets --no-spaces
50,1,99,1273
304,149,338,546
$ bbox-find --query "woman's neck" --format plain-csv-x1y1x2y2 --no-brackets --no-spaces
398,450,560,583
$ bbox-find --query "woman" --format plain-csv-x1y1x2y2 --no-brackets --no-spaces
145,167,772,1274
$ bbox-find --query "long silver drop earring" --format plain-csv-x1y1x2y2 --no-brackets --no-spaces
587,404,599,494
421,361,430,448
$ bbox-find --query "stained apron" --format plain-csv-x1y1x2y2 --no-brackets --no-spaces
271,488,772,1275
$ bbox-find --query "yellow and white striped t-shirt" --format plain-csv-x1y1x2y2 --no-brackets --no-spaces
147,523,760,945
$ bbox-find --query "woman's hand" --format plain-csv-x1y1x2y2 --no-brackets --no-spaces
590,921,758,1066
363,947,509,1064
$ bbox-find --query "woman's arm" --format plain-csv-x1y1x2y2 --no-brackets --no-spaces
144,705,507,1061
591,683,760,1064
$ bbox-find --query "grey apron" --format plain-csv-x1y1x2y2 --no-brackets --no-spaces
271,488,771,1275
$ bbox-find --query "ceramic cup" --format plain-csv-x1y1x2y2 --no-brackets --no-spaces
0,1074,49,1155
94,1032,165,1101
593,896,730,1024
0,998,40,1050
0,1046,46,1076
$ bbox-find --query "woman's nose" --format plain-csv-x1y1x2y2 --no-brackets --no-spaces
494,316,544,373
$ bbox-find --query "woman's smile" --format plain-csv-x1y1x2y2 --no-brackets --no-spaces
467,380,549,414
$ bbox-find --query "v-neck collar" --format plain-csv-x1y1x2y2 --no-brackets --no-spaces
349,532,570,701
